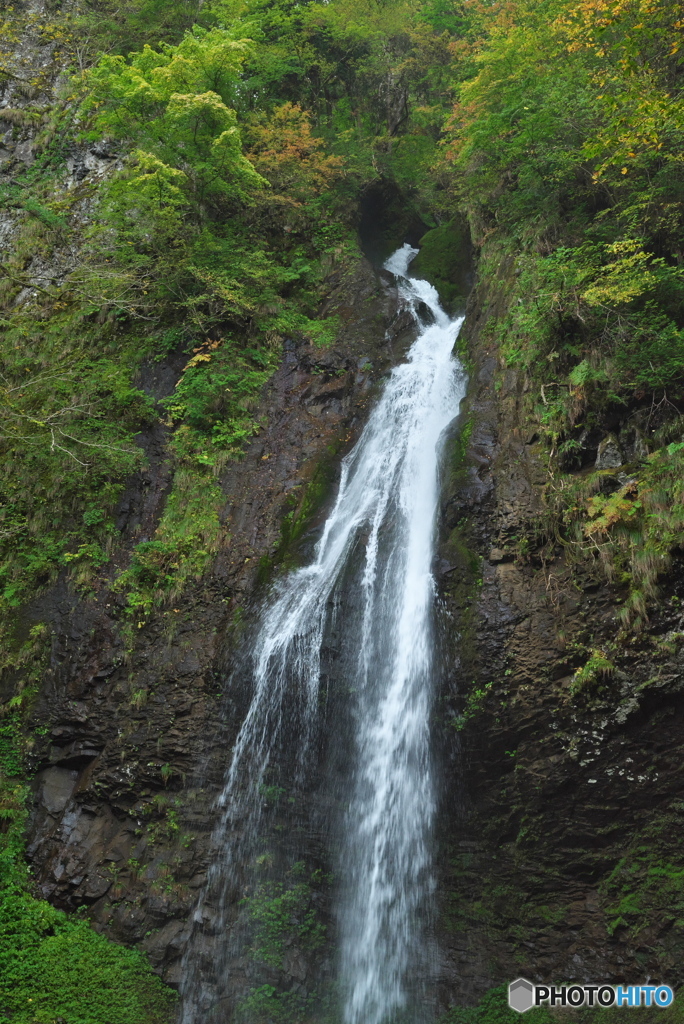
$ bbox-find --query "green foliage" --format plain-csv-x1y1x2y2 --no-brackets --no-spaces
0,761,174,1024
0,0,485,639
243,869,326,970
1,0,377,635
0,335,153,612
60,0,208,58
237,985,311,1024
3,0,684,1016
410,218,471,312
0,903,176,1024
114,467,225,617
446,0,684,410
439,984,552,1024
236,983,343,1024
442,0,684,614
552,443,684,626
0,610,174,1022
162,336,278,465
82,29,262,206
438,985,684,1024
451,419,473,468
570,649,615,698
453,680,494,730
0,717,25,779
601,834,684,940
237,860,332,1024
0,614,174,1024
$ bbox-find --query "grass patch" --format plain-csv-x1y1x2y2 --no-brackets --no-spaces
0,742,175,1024
114,467,226,619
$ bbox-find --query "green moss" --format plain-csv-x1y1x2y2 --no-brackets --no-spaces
237,984,341,1024
258,442,344,586
0,324,154,617
543,442,684,627
0,616,174,1023
453,681,495,731
410,218,472,313
439,498,483,686
601,847,684,940
113,467,226,619
237,985,313,1024
242,868,326,970
0,12,365,657
281,456,337,551
161,337,281,469
0,782,175,1024
237,861,333,1023
451,418,474,476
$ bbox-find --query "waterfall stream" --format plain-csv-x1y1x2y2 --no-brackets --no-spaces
181,244,466,1023
336,246,465,1024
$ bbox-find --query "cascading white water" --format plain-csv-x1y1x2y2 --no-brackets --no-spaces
337,246,465,1024
180,244,465,1023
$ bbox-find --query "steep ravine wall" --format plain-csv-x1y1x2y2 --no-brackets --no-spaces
435,264,684,1011
23,255,416,990
3,0,682,1020
10,178,683,1016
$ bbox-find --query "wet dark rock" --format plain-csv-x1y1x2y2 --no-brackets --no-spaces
37,767,79,815
595,434,624,470
415,299,435,323
22,255,408,990
434,268,684,1010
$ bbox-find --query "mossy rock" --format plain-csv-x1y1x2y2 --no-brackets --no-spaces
256,440,344,587
410,217,474,313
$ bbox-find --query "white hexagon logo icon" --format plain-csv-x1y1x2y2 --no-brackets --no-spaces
509,978,535,1013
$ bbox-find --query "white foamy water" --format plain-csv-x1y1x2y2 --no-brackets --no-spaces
180,244,466,1024
338,246,465,1024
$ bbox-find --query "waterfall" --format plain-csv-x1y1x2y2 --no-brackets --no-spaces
337,246,465,1024
180,244,466,1023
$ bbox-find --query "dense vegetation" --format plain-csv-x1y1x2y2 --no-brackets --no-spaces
443,0,684,627
1,0,681,641
1,0,683,1018
1,0,679,642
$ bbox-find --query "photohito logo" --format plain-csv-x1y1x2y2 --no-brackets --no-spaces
508,979,674,1012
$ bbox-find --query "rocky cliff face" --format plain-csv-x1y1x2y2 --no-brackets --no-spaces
4,1,682,1020
435,266,684,1010
23,256,417,989
5,14,682,995
20,227,684,1014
